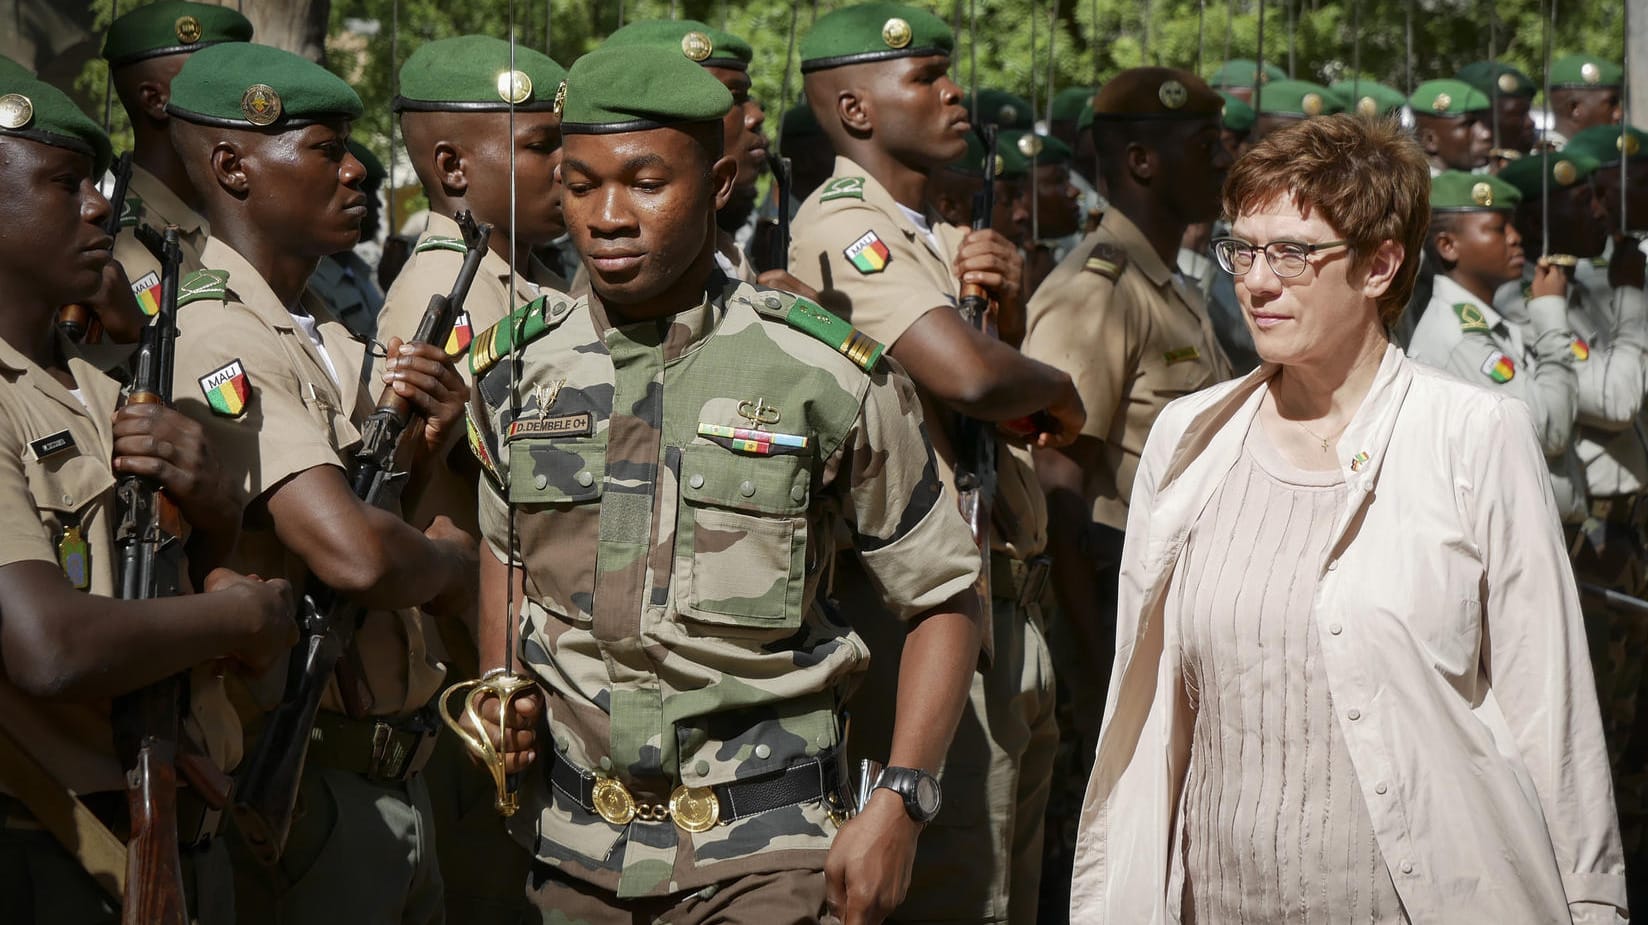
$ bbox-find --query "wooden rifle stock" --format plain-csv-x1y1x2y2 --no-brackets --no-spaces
231,212,493,866
59,152,136,342
110,226,188,925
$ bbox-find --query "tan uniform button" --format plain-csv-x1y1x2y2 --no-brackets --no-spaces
739,480,756,497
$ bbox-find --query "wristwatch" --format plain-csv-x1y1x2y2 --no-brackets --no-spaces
874,766,942,823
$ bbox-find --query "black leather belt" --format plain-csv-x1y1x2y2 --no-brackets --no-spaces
546,748,846,832
307,707,441,783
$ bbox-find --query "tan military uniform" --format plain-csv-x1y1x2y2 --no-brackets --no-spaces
308,251,383,339
0,332,241,923
171,238,446,925
789,155,1057,924
1021,207,1233,531
117,165,210,280
374,214,567,923
468,278,979,903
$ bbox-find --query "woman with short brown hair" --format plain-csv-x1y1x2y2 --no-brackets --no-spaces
1069,115,1625,923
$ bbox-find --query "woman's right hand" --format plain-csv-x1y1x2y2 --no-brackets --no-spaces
204,568,297,675
1530,258,1568,300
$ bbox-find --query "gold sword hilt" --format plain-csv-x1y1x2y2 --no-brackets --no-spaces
438,670,538,817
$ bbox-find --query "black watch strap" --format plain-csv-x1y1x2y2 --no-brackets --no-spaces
874,765,941,823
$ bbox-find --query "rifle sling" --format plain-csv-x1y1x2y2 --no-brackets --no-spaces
0,721,127,899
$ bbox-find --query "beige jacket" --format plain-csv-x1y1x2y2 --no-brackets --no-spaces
1071,345,1625,924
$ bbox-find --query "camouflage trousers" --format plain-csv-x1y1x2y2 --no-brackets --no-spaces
423,708,536,924
524,862,827,924
839,556,1059,924
0,793,233,925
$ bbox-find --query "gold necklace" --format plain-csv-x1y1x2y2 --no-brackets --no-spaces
1295,418,1347,452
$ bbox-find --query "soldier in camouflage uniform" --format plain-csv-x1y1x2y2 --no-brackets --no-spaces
464,44,983,924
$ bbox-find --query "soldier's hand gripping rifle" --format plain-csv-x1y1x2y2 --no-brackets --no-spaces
954,125,1000,596
110,227,189,925
232,212,493,865
58,152,137,342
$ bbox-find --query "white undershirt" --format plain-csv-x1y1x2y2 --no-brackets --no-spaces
67,388,86,409
898,204,941,252
289,310,340,386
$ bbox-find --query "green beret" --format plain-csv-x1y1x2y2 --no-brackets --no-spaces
0,55,34,81
102,1,253,69
603,19,752,71
1455,60,1537,99
1550,54,1622,89
395,36,567,113
1219,92,1255,133
1093,67,1222,121
1207,58,1287,89
1050,87,1094,123
800,2,954,73
347,140,386,185
1076,104,1094,132
559,44,733,134
964,89,1035,130
1564,124,1648,166
1431,170,1520,212
168,42,361,129
1001,129,1071,165
1498,151,1600,201
1408,79,1490,118
0,72,113,175
1329,79,1407,117
1254,79,1344,117
781,99,823,140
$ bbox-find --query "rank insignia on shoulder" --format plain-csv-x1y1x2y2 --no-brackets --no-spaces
444,311,473,357
844,231,891,275
415,234,468,255
1083,242,1126,281
178,268,230,308
1570,335,1590,361
819,176,867,203
131,270,162,317
1452,303,1489,333
1480,350,1515,383
1163,346,1201,365
784,296,885,371
199,359,252,417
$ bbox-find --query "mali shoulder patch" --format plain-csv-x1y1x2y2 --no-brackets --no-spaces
178,268,230,308
444,311,474,358
844,231,891,274
414,234,468,255
130,270,162,317
757,293,885,373
1452,303,1489,333
819,176,867,203
198,359,252,417
1570,334,1590,361
1083,242,1127,281
465,411,500,489
1479,350,1516,384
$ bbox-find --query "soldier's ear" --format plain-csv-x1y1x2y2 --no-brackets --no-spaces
209,141,249,196
1125,141,1155,182
1417,125,1441,155
434,140,467,196
709,153,739,213
1432,229,1459,264
136,79,171,122
837,89,872,135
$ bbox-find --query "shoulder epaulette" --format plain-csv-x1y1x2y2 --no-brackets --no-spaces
470,294,576,378
118,191,143,229
817,176,867,203
1083,242,1127,281
177,268,230,308
1452,302,1490,333
752,291,885,373
414,234,468,255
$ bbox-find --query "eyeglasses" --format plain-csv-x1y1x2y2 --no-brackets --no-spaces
1212,236,1351,279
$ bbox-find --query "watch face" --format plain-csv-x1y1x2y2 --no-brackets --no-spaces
914,774,941,815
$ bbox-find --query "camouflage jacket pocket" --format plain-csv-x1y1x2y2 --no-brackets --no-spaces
508,438,606,505
675,441,810,631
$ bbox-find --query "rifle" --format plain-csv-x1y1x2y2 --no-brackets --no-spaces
59,152,136,342
751,151,794,273
232,212,493,865
109,226,188,925
954,125,1001,593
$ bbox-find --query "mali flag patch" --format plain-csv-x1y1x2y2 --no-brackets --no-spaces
1479,350,1515,384
1570,335,1590,361
198,359,251,417
445,311,474,357
130,271,162,317
844,231,891,274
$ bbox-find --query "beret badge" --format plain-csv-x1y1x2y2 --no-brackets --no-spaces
240,84,282,126
1497,72,1518,93
1016,133,1043,157
882,17,913,50
1471,181,1494,206
1356,96,1377,117
0,93,33,130
1301,92,1324,116
552,79,567,115
1581,62,1600,85
175,15,202,44
1158,80,1188,110
1432,92,1451,113
681,31,713,62
1553,159,1579,186
497,70,533,105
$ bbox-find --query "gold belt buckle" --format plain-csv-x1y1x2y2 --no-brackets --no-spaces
592,777,637,826
668,785,720,833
